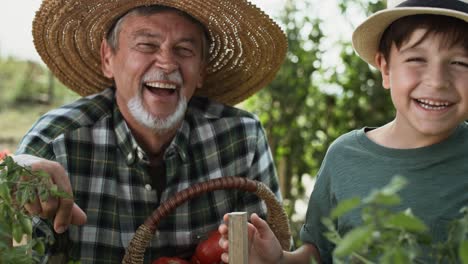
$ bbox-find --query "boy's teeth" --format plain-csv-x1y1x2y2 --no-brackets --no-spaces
146,82,176,89
417,99,450,110
418,99,449,106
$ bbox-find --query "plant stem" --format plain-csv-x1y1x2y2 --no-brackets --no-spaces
351,252,375,264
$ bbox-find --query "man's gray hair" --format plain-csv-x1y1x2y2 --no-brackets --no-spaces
106,5,210,63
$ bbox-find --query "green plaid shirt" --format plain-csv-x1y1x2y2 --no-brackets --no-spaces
16,88,280,263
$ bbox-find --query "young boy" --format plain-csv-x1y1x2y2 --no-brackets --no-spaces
218,0,468,263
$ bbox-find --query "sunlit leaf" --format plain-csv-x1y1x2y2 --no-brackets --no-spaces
330,197,360,219
334,226,373,257
385,212,428,233
460,241,468,264
381,247,411,264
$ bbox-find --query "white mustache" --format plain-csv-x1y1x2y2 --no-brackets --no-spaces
142,69,183,85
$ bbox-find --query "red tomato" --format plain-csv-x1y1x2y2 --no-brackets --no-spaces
0,149,10,161
191,231,224,264
152,257,190,264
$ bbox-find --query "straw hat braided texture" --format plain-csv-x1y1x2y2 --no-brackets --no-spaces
33,0,288,105
352,0,468,68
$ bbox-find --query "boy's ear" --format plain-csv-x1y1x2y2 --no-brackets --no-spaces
375,53,390,89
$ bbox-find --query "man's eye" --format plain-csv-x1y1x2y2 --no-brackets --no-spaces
137,43,157,51
452,61,468,68
176,47,195,57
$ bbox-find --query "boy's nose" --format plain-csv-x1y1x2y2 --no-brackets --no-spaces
425,63,449,90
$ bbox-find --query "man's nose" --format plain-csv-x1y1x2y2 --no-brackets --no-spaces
154,48,178,73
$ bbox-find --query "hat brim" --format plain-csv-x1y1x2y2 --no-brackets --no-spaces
33,0,287,105
352,7,468,68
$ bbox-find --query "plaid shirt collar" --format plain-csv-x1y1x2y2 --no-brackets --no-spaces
113,96,195,166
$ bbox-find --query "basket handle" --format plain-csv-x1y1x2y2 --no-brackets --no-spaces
122,176,291,264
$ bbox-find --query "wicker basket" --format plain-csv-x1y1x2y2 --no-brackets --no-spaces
122,176,292,264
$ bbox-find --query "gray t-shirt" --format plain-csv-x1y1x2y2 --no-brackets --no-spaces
300,122,468,263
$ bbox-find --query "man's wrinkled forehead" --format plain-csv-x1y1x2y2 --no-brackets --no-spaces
114,5,210,42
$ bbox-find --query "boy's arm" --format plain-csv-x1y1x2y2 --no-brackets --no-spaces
219,213,321,264
282,243,321,264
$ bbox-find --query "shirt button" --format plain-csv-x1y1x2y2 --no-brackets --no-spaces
145,184,152,191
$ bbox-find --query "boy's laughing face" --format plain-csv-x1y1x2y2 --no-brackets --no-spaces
376,28,468,147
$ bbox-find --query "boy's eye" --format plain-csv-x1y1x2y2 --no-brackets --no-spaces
405,57,425,63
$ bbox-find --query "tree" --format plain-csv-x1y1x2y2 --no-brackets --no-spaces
331,0,393,133
244,0,326,206
243,0,394,224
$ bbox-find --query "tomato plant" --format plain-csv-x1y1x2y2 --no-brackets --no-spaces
0,149,10,160
152,256,190,264
322,176,468,264
0,156,71,263
191,231,224,264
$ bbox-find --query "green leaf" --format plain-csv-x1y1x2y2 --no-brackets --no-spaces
49,184,72,199
38,186,49,202
363,176,407,205
17,187,30,206
385,212,428,233
0,183,11,204
322,217,341,244
19,215,32,236
35,170,50,178
11,223,24,244
460,241,468,264
32,240,46,255
380,176,407,195
364,192,401,206
333,226,373,257
381,247,411,264
330,197,360,219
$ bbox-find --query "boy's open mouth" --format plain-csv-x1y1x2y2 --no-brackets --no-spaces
415,98,452,110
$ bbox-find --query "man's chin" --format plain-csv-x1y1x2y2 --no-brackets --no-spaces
129,95,188,133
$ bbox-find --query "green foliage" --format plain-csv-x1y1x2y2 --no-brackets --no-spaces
243,0,328,202
241,0,394,244
0,156,71,264
322,176,468,264
0,56,78,109
0,55,79,151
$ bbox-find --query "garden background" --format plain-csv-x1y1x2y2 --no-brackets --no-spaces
0,0,394,244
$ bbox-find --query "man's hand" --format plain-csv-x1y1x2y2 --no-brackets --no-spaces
218,213,283,264
13,154,87,233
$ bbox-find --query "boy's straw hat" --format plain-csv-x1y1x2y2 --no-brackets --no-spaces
352,0,468,68
32,0,287,105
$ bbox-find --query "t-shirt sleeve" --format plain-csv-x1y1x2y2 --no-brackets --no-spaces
299,147,335,263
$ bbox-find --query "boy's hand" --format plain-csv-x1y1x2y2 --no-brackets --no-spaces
218,213,283,264
13,154,87,234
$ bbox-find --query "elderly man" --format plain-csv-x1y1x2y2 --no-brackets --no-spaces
14,0,287,263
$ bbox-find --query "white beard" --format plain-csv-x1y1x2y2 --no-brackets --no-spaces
127,93,187,134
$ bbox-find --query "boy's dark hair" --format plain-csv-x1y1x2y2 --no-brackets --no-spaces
378,14,468,62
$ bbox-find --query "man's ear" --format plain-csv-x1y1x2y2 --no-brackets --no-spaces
100,39,114,79
196,66,206,89
375,53,390,89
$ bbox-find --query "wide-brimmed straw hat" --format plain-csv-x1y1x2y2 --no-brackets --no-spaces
352,0,468,68
33,0,287,105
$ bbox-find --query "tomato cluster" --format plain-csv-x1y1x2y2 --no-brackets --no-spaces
152,231,224,264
